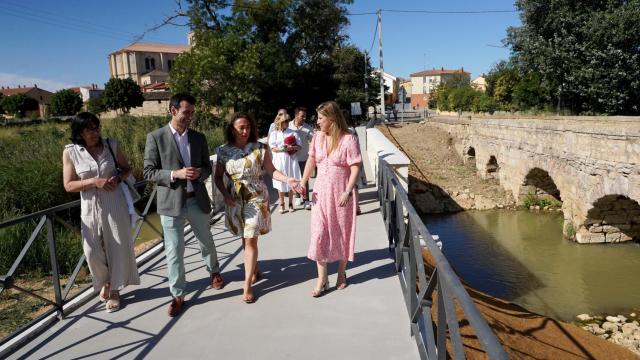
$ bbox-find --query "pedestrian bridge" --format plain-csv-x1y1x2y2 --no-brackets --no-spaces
1,127,506,359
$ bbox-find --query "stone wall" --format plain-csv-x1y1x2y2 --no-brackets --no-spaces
430,116,640,243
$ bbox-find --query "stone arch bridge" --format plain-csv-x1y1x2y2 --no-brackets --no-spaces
430,116,640,244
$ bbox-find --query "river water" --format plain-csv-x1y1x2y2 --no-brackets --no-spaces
422,210,640,321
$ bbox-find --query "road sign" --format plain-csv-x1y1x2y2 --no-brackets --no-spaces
350,102,362,116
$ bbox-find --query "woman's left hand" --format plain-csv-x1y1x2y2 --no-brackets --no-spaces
338,191,351,207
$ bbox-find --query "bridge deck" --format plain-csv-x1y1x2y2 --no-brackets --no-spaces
9,128,419,360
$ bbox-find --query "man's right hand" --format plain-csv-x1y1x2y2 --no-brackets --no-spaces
174,167,200,180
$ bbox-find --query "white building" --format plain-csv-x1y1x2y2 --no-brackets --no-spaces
409,67,470,108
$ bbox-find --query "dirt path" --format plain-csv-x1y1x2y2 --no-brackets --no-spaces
378,122,638,359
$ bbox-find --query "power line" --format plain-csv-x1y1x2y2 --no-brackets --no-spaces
381,9,516,14
368,17,379,55
0,1,177,44
347,8,517,16
0,7,134,42
1,0,137,38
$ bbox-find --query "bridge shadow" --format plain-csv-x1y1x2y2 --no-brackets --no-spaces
408,174,463,213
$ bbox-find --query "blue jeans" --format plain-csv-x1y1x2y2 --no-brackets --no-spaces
160,198,220,298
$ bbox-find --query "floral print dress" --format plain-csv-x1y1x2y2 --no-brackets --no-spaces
216,142,271,238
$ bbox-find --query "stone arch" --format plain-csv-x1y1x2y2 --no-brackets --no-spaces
519,168,561,202
485,155,499,178
575,195,640,243
464,146,476,166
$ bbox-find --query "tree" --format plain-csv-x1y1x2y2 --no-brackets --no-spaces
493,70,519,111
102,78,144,114
431,74,478,112
512,73,547,110
1,93,39,118
332,46,380,113
87,95,107,114
50,89,83,116
170,0,355,131
506,0,640,114
0,93,4,114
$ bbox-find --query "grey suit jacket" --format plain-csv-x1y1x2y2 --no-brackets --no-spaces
143,125,212,216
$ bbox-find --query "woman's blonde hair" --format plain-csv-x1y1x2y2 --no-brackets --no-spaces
316,101,349,154
274,112,291,130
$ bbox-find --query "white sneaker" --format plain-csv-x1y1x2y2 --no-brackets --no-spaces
304,202,312,210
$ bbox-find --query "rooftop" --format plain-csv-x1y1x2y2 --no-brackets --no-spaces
410,68,469,77
111,42,191,55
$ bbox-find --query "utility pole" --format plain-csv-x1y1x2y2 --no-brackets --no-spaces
364,51,368,120
377,9,384,122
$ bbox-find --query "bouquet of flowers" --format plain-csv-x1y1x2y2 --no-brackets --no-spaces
284,134,297,155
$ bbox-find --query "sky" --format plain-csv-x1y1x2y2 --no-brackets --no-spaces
0,0,521,92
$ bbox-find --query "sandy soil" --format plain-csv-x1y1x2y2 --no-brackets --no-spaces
378,122,517,212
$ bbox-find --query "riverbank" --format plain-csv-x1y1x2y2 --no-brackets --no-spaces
378,122,639,358
377,122,517,212
422,250,638,359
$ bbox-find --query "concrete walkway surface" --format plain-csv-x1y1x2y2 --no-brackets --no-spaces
9,128,419,360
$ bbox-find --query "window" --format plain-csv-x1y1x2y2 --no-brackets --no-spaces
168,59,174,71
145,57,156,71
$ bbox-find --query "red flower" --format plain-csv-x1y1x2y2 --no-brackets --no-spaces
284,134,297,155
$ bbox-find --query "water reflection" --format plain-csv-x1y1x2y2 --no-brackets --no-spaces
423,210,640,321
133,212,163,246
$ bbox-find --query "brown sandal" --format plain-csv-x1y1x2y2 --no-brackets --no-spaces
243,286,255,303
336,272,348,290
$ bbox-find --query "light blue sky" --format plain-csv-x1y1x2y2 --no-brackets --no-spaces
0,0,520,91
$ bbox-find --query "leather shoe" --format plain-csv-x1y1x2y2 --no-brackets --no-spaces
211,272,224,290
168,297,184,317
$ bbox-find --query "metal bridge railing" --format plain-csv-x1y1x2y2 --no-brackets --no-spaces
0,181,172,357
377,161,508,360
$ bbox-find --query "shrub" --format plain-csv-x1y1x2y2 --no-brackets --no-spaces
523,193,562,209
50,89,83,116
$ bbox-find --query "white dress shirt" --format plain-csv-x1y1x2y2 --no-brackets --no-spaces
169,122,194,192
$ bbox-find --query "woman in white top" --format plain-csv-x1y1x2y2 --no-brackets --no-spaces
62,112,140,313
268,112,301,213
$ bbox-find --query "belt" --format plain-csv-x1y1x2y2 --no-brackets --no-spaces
185,192,195,198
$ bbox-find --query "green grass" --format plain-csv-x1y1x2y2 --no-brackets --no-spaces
0,116,224,274
523,193,562,209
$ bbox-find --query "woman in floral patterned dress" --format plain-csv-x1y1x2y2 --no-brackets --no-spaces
299,101,362,297
214,112,300,303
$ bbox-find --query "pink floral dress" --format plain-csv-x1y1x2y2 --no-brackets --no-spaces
307,132,362,262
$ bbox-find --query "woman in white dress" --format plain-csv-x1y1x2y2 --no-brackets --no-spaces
62,112,140,313
268,112,301,213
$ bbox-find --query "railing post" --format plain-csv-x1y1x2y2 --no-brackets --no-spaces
45,216,63,319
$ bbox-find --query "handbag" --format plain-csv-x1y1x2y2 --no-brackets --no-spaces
106,138,142,203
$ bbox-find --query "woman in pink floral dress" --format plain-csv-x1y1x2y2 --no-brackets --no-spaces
300,101,362,297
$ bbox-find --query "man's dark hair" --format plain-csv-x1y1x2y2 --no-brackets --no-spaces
69,112,100,146
294,106,307,115
169,93,196,112
225,112,258,144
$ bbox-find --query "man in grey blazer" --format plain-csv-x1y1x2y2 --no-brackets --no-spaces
144,93,224,317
